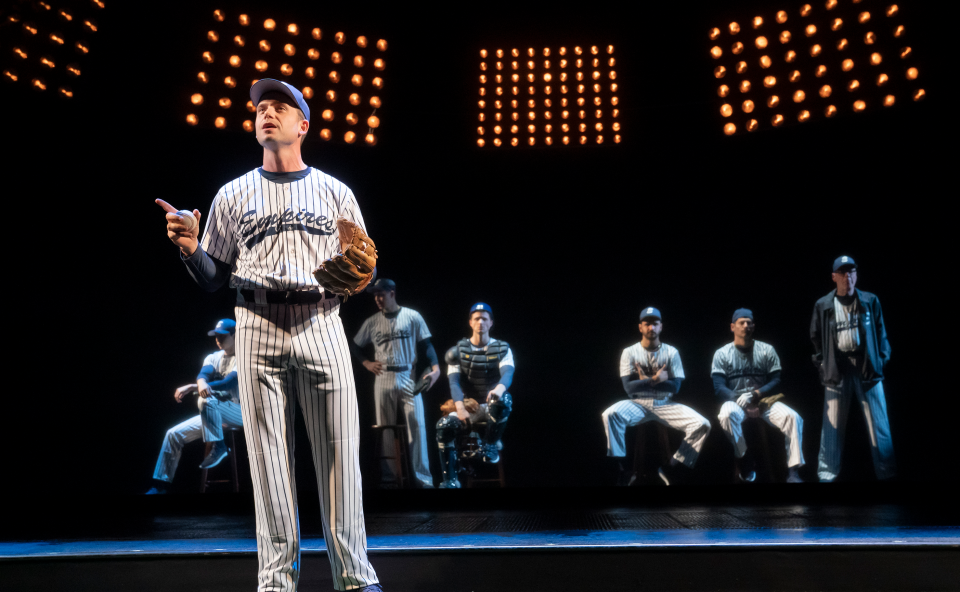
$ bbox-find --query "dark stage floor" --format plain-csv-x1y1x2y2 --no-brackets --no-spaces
2,487,958,591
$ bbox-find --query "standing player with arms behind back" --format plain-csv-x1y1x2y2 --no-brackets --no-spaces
157,79,382,592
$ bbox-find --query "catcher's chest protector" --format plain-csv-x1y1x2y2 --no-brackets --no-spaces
457,338,510,397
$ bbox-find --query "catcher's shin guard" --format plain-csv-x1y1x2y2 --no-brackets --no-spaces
483,393,512,445
436,415,463,486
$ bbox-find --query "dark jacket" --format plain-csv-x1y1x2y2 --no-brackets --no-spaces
810,288,890,386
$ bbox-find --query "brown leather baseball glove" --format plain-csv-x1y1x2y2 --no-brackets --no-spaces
440,398,480,415
758,393,786,411
313,218,378,296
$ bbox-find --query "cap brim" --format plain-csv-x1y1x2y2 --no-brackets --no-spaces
640,315,661,322
250,79,298,109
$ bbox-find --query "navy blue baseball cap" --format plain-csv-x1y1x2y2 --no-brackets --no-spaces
732,308,754,322
208,319,236,336
370,278,396,293
250,78,310,122
470,302,493,316
833,255,857,272
639,306,662,322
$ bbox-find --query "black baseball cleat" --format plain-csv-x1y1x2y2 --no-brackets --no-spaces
786,467,804,483
199,440,229,469
481,443,500,464
658,464,689,486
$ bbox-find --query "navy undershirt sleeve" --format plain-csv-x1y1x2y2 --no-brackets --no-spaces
756,371,782,396
182,248,232,292
197,364,217,383
207,371,237,392
655,377,682,394
712,374,738,400
449,372,465,402
416,338,439,368
622,376,655,395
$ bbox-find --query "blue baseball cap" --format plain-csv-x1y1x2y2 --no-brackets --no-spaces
639,307,661,322
470,302,493,316
250,78,310,122
370,278,396,293
208,319,236,336
833,255,857,272
732,308,754,322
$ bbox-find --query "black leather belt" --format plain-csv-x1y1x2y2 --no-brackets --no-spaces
238,289,332,305
385,364,411,372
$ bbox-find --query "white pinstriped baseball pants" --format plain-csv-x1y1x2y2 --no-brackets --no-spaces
235,298,378,592
374,371,432,488
818,376,895,482
152,397,243,483
602,398,711,467
717,401,805,468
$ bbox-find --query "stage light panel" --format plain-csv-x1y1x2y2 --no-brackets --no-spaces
185,11,386,145
710,1,926,135
476,43,621,147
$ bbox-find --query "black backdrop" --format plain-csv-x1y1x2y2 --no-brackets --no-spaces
3,0,952,499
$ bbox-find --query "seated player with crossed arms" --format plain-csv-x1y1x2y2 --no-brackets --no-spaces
713,309,805,483
602,307,711,486
146,319,243,494
436,303,514,489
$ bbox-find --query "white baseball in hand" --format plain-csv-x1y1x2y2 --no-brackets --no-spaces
177,210,197,231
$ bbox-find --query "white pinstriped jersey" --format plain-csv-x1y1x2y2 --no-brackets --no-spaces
619,343,684,398
354,308,431,367
833,297,862,353
201,350,238,402
711,341,781,394
199,167,366,291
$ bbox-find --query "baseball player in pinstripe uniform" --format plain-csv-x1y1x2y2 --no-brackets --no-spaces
602,307,711,486
158,79,382,591
713,309,805,483
146,319,243,494
812,256,895,482
350,278,440,488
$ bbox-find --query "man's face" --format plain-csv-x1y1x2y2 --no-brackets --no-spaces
731,317,755,340
373,290,396,310
215,333,235,351
638,319,662,340
469,311,493,335
255,93,306,147
832,268,857,293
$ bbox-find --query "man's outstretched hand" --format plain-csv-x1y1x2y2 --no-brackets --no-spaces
156,199,201,256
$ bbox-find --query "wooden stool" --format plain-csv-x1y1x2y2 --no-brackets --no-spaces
200,428,241,493
371,417,410,488
459,421,506,488
631,422,672,483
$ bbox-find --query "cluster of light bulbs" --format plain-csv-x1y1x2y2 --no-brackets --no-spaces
709,1,924,135
2,0,105,98
186,10,386,145
476,45,622,147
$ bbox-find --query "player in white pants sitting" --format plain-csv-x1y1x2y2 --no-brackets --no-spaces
147,319,243,494
602,307,711,486
713,309,804,483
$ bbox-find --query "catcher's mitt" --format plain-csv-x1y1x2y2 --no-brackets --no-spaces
440,398,480,415
759,393,786,411
313,218,378,297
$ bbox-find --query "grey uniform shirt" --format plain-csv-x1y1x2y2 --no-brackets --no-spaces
619,343,684,400
354,308,431,367
711,341,781,394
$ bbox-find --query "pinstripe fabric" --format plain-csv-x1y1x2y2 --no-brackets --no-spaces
201,168,365,291
373,370,432,487
718,401,805,467
354,308,431,366
235,297,377,591
834,297,861,353
152,393,244,483
710,341,781,394
199,398,244,442
818,369,895,482
602,399,711,467
619,343,684,399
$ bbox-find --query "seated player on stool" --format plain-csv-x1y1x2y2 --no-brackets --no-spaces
602,307,711,486
146,319,243,494
350,278,441,488
713,309,805,483
436,303,514,489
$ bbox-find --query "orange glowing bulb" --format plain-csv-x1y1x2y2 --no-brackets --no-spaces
264,19,276,31
326,90,337,102
239,14,250,26
900,47,912,59
186,114,198,126
732,41,744,55
66,64,80,77
718,85,730,97
893,25,904,38
714,66,727,79
242,120,253,132
780,31,791,43
785,50,797,63
760,55,772,68
234,35,245,47
798,110,810,122
730,22,741,34
367,115,380,128
346,113,358,125
806,25,817,36
768,95,780,107
764,76,776,87
826,0,837,9
720,104,733,117
755,36,768,49
723,122,736,136
374,58,385,70
776,11,788,23
202,51,214,64
810,44,822,57
335,32,345,44
742,100,755,113
848,80,860,91
370,96,381,108
219,97,231,108
229,55,241,67
864,32,876,45
207,30,219,42
372,77,383,89
191,93,204,105
745,119,757,131
75,41,89,54
710,46,722,59
853,100,866,111
820,85,832,98
344,131,356,143
789,70,801,82
870,53,882,65
214,117,226,129
816,65,827,77
331,52,342,64
736,61,748,74
740,80,751,93
329,71,340,82
800,4,812,16
83,19,97,32
224,76,236,88
913,89,925,101
831,18,842,31
771,114,784,126
213,10,225,21
354,55,364,67
906,67,918,80
882,94,895,107
323,109,336,120
365,134,377,146
246,101,255,112
825,105,837,117
837,39,849,50
377,39,388,51
794,90,805,102
280,64,292,75
877,73,889,86
859,12,871,24
349,93,361,106
260,40,271,52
